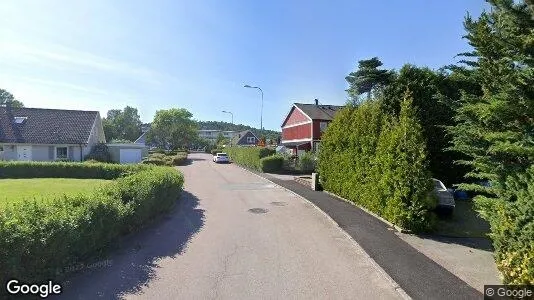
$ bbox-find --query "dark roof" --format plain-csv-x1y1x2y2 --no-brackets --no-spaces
0,107,99,144
293,103,344,121
232,130,258,145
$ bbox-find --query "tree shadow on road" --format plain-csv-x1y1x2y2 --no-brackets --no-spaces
58,191,205,299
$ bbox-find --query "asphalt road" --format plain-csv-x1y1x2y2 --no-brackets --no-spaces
57,153,403,300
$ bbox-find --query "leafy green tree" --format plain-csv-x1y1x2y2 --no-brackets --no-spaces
216,133,229,147
102,106,142,142
147,108,198,150
345,57,394,103
0,88,24,108
450,0,534,284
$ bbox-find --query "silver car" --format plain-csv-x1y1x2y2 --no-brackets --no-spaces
433,178,455,214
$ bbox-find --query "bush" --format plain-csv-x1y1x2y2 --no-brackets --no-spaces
84,143,112,163
225,147,276,171
0,166,184,287
172,152,188,166
0,161,148,179
318,95,436,232
260,155,284,172
142,152,188,166
298,152,316,173
476,167,534,284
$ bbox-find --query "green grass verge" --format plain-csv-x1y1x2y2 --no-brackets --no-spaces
0,178,111,205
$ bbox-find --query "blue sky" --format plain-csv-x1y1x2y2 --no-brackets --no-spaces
0,1,487,131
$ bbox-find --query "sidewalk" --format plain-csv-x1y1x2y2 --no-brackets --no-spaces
260,172,482,300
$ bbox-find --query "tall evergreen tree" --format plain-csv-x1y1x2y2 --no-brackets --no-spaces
345,57,394,103
450,0,534,284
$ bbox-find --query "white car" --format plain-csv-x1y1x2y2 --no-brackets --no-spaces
213,153,229,163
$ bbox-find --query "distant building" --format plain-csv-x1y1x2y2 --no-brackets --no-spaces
198,129,238,144
280,99,344,155
231,130,259,146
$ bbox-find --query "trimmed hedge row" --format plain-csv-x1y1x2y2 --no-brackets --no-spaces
0,161,149,179
142,152,188,166
0,164,184,287
318,96,436,232
225,147,275,171
259,155,284,172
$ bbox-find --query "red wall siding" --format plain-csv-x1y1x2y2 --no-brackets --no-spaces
284,107,309,126
282,123,312,140
312,120,330,140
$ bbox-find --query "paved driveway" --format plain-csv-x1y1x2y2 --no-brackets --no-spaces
58,153,403,299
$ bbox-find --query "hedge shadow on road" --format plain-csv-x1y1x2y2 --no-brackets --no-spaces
57,191,205,299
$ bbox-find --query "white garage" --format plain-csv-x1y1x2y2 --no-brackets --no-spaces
120,148,142,164
107,143,147,164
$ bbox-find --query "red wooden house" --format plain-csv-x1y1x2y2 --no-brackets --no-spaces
280,100,344,154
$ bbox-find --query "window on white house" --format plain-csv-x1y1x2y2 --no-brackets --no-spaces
14,117,27,124
247,137,255,143
56,147,68,159
320,121,328,132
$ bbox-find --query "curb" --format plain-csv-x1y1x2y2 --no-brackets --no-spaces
232,164,412,300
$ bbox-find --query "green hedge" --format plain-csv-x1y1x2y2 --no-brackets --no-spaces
260,155,284,172
476,166,534,284
142,152,188,166
318,96,436,232
0,161,148,179
0,166,184,286
225,147,275,171
298,152,316,173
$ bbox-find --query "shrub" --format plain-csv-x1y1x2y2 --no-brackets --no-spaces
172,152,188,166
225,147,275,171
260,155,284,172
0,161,148,179
298,152,316,173
84,143,112,163
476,167,534,284
0,166,184,287
318,95,436,232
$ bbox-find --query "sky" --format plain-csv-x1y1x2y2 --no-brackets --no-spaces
0,0,488,131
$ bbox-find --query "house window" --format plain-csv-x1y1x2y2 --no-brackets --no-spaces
56,147,68,160
0,145,3,152
247,137,256,143
320,122,328,132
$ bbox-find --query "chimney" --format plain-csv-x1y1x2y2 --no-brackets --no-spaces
314,99,319,105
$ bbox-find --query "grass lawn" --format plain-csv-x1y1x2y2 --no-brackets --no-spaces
435,200,491,238
0,178,111,205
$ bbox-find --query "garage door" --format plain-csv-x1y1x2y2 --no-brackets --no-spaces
120,149,142,164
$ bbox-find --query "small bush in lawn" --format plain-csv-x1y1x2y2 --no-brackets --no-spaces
84,143,112,163
260,155,284,172
172,152,188,165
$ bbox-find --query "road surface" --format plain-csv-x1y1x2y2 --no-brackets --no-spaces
58,153,403,299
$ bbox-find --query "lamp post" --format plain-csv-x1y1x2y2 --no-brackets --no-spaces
221,110,233,124
243,84,263,133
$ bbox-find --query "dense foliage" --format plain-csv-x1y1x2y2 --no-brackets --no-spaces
0,165,184,287
449,0,534,284
345,57,394,103
259,155,284,172
298,151,316,173
142,152,188,166
84,143,112,163
147,108,199,150
318,96,436,232
102,106,143,142
225,147,275,171
0,88,24,108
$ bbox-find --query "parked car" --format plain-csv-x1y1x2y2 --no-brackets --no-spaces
433,178,455,215
213,152,229,163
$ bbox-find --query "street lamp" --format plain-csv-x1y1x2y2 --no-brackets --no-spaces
244,84,263,133
222,110,233,124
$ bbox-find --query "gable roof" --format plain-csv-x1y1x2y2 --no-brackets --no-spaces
232,130,258,144
0,107,99,144
293,103,344,121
